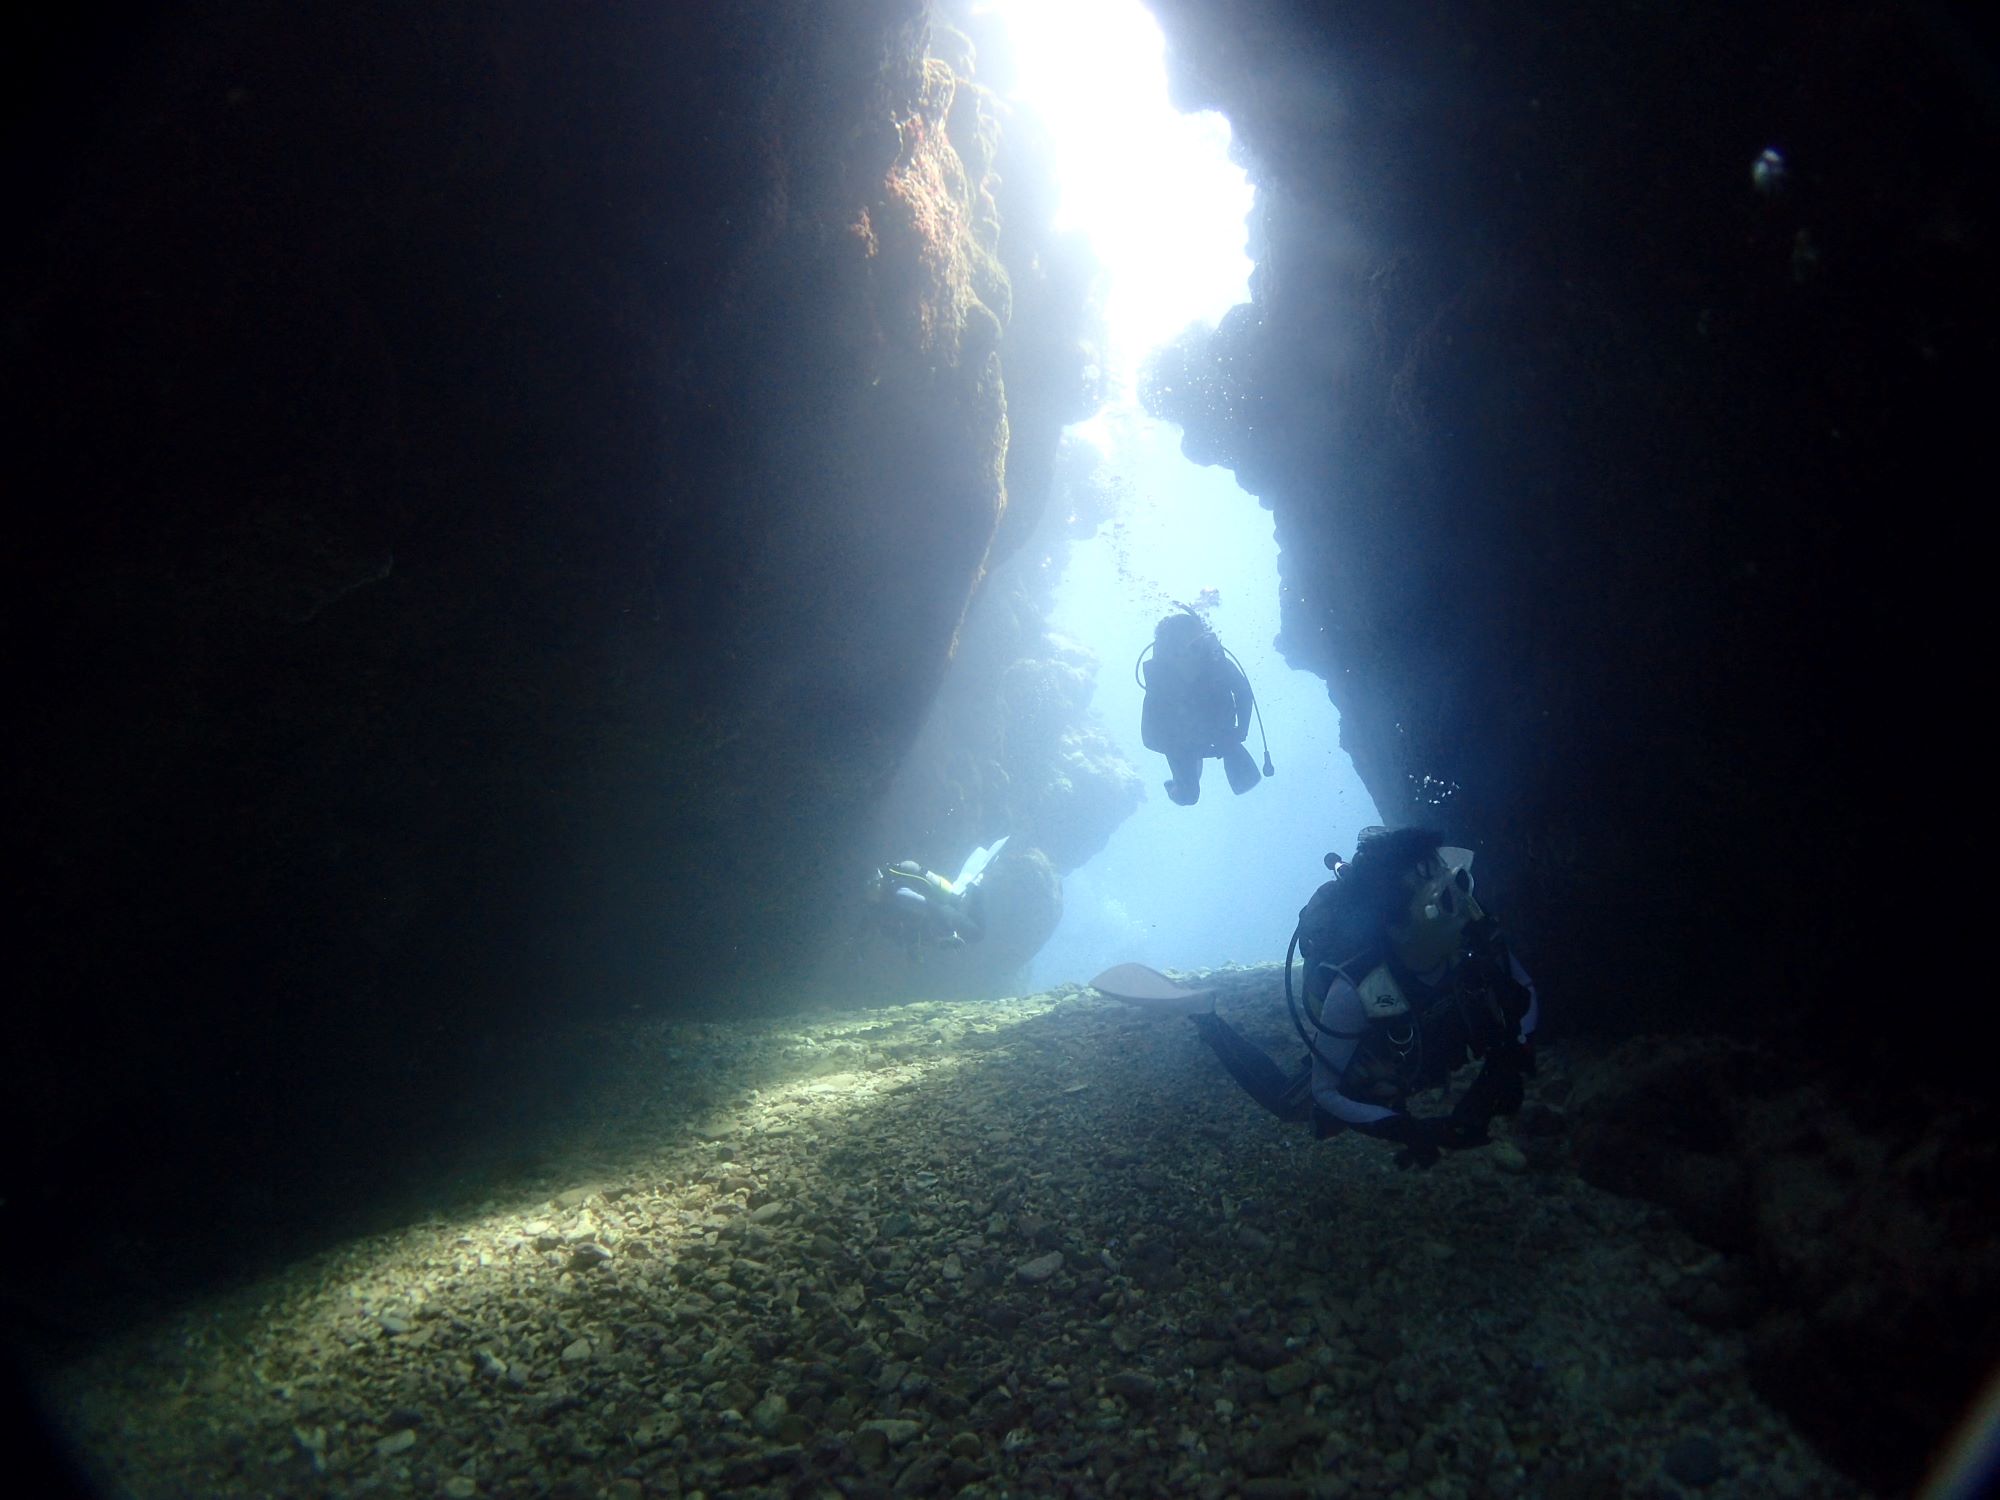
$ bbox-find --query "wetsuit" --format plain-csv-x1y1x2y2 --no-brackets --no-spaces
1309,944,1539,1143
874,866,980,957
1141,650,1259,803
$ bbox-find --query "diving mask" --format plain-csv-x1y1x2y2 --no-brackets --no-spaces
1391,847,1484,970
1421,848,1477,922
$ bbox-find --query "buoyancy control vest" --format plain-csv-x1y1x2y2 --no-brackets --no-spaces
1287,874,1530,1106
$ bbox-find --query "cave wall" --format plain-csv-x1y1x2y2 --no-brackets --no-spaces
1143,0,1991,1059
1135,5,1995,1483
6,0,1090,1278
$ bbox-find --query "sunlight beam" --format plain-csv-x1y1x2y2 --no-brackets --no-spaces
975,0,1253,385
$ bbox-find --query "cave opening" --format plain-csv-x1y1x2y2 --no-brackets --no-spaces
867,0,1383,995
13,0,1994,1491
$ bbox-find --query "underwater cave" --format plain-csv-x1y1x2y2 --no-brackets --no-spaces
6,1,1995,1495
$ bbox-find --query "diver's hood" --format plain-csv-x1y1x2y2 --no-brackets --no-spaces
1390,846,1483,972
869,860,926,902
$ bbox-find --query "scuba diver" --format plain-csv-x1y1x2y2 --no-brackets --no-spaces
866,836,1008,961
1137,606,1274,806
1179,825,1539,1168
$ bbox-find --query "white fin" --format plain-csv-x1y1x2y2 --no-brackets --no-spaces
952,835,1009,891
1090,963,1214,1014
1437,846,1474,872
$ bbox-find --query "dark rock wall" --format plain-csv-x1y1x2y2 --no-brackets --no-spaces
6,1,1090,1283
1137,2,1995,1485
1144,0,1992,1058
802,18,1137,1005
1567,1039,1999,1489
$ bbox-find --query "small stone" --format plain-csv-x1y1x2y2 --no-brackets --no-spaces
442,1479,477,1499
1235,1336,1290,1372
860,1417,923,1447
1265,1360,1314,1397
375,1429,416,1457
1185,1339,1228,1369
721,1448,801,1487
560,1337,593,1363
751,1392,790,1437
749,1201,787,1224
1490,1140,1529,1173
377,1312,413,1335
1354,1327,1404,1361
852,1426,891,1470
895,1452,950,1493
1016,1251,1064,1284
567,1242,611,1270
1663,1434,1725,1487
1241,1441,1286,1476
1106,1371,1159,1406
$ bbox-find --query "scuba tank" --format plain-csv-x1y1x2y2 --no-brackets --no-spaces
1281,850,1383,1073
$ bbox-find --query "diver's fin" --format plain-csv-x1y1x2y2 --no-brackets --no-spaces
1190,1014,1312,1121
1089,962,1214,1015
1438,846,1474,873
953,835,1009,890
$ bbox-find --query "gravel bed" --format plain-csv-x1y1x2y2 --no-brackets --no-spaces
48,966,1867,1499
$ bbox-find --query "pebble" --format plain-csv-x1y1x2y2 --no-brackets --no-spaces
751,1392,789,1437
1106,1371,1159,1405
1016,1251,1064,1283
52,993,1858,1500
1265,1361,1314,1397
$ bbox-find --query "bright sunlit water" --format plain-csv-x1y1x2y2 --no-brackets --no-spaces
973,0,1253,382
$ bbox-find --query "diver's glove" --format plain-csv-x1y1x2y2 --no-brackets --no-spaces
1453,1042,1529,1130
1459,919,1533,1028
1374,1115,1477,1170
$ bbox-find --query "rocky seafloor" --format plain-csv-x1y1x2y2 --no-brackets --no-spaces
48,966,1864,1499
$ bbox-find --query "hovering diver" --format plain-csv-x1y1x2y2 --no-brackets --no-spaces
1093,826,1538,1169
866,836,1008,960
1137,606,1273,806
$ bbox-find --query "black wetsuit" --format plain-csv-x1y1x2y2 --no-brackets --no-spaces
1141,649,1259,804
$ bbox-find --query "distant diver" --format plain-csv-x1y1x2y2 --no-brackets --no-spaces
866,836,1008,961
1136,605,1273,806
1097,826,1538,1169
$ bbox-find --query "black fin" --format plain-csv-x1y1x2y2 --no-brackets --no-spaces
1192,1015,1312,1122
